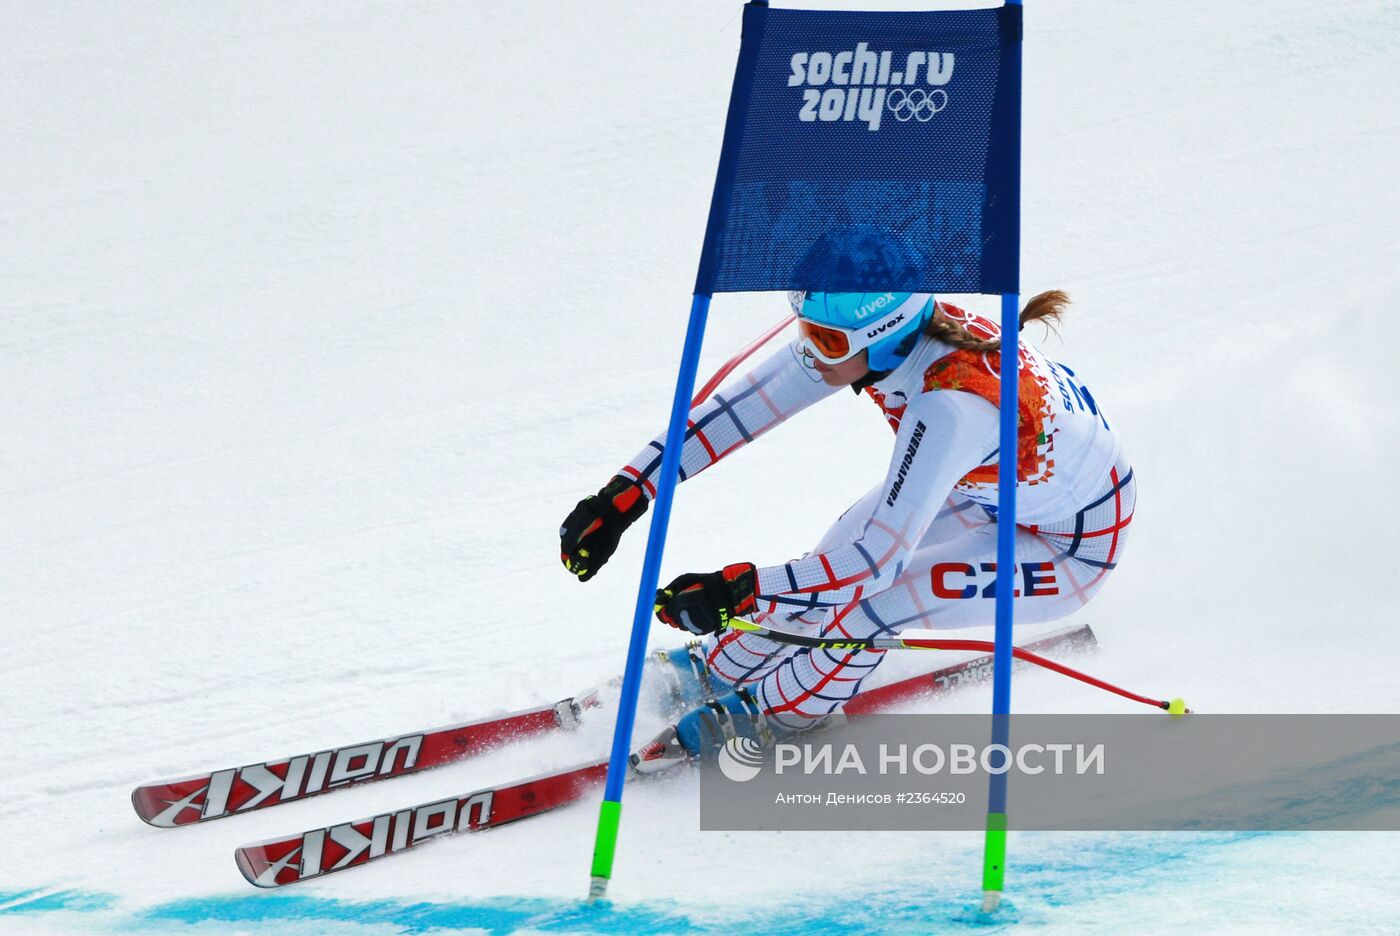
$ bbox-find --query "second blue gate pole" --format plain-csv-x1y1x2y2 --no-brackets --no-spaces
981,289,1020,912
589,292,711,901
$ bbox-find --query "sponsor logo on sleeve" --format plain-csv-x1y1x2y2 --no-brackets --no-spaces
885,420,927,507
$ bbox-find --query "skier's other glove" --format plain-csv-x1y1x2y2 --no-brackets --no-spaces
654,563,758,636
560,475,648,582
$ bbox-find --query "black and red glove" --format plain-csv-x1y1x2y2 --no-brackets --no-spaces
560,476,648,582
654,563,758,636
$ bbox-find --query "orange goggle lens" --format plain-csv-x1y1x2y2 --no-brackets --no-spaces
797,319,854,361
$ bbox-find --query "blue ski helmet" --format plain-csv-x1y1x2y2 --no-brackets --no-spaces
796,291,936,372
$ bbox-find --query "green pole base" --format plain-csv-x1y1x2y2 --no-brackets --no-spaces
981,811,1008,911
588,800,622,901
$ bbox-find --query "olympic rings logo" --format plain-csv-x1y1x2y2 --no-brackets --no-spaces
886,88,948,122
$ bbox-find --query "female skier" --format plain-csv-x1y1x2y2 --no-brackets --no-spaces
559,289,1134,767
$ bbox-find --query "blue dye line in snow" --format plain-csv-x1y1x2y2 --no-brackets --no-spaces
0,888,115,915
150,895,705,934
0,832,1281,936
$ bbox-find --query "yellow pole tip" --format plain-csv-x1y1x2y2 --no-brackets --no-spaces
1167,697,1188,719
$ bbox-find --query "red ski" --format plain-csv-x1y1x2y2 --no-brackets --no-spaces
132,689,607,828
234,624,1095,887
235,759,611,887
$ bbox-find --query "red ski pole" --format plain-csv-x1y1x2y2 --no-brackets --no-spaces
691,313,794,408
730,621,1190,716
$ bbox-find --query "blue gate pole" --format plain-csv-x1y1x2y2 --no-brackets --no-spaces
981,290,1020,912
589,292,711,901
982,0,1023,913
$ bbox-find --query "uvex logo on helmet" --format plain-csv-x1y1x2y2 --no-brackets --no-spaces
788,44,955,131
866,312,906,339
854,292,897,320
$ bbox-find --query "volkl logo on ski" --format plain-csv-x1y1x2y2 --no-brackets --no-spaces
240,790,495,886
789,43,955,131
145,734,427,827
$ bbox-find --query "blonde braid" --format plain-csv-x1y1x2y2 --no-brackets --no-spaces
924,290,1070,352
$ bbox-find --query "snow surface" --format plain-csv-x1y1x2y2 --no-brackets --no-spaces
3,0,1399,933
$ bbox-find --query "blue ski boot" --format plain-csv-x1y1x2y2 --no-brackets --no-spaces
631,687,773,774
646,641,728,716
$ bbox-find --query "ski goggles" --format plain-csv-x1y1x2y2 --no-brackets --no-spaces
789,291,928,366
798,318,865,364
